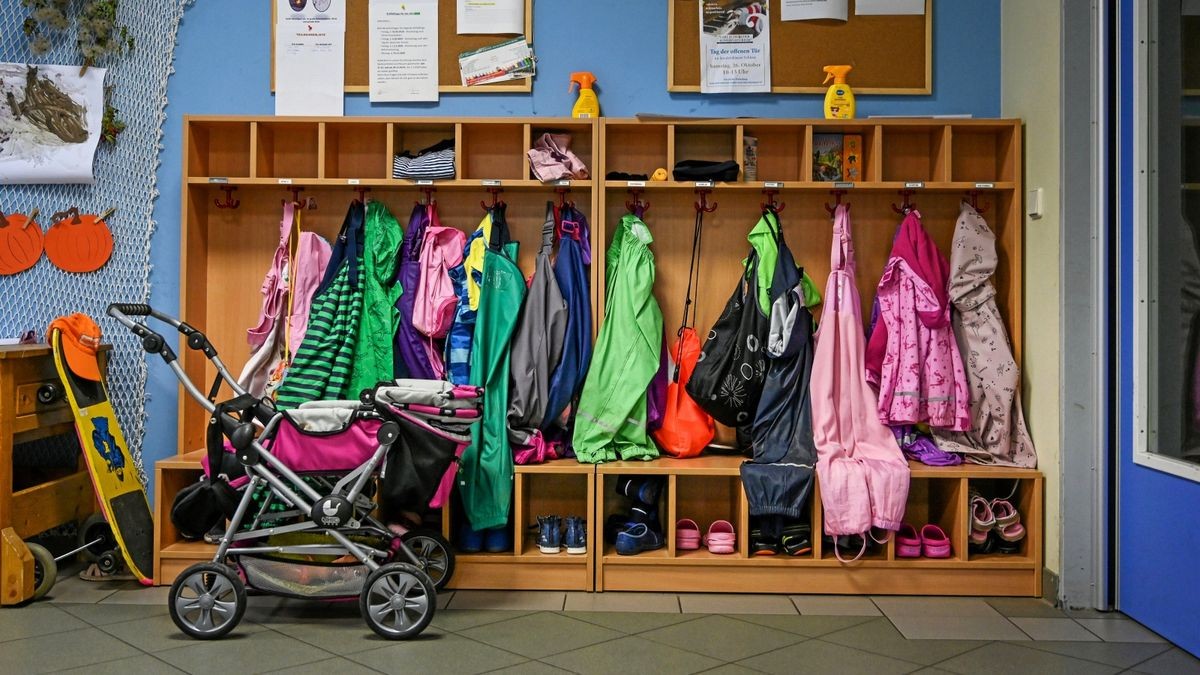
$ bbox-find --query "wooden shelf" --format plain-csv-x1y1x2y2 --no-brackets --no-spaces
160,541,215,559
603,180,1015,191
597,455,742,476
188,178,594,189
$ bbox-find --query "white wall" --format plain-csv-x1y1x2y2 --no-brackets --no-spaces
1002,0,1063,578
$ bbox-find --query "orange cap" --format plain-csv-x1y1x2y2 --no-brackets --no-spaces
48,313,103,381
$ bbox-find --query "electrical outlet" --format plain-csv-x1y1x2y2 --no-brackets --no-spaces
1027,187,1044,220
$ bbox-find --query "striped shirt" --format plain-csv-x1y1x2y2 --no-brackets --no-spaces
393,148,455,180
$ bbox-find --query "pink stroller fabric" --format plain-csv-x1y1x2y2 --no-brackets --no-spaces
811,205,910,536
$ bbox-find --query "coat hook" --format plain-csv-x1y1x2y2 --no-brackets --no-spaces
355,186,370,204
556,186,574,209
891,190,917,215
762,188,785,213
214,185,240,209
824,189,848,216
416,186,436,207
694,188,717,213
965,190,988,214
625,188,650,216
480,187,504,212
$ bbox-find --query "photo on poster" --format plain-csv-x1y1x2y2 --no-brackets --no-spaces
700,0,772,93
0,63,106,184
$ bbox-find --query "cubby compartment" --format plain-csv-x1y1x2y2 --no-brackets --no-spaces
898,478,966,562
187,120,252,178
529,123,594,181
742,124,803,182
881,125,950,183
516,471,591,559
808,124,878,183
967,477,1039,562
674,475,743,560
599,472,669,560
951,125,1017,183
323,122,388,179
254,121,320,179
604,123,669,178
673,125,738,178
1184,123,1200,185
460,122,526,180
392,123,458,180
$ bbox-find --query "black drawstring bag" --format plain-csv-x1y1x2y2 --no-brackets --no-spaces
170,397,251,540
673,160,740,182
379,413,461,515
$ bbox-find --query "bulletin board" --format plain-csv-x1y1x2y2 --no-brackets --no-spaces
271,0,534,94
668,0,932,95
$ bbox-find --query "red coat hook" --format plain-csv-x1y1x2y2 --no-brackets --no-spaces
480,187,504,212
695,189,717,213
625,188,650,216
761,188,785,213
282,187,315,209
556,186,574,209
824,190,848,216
891,190,917,215
965,190,988,214
214,185,240,209
355,187,370,204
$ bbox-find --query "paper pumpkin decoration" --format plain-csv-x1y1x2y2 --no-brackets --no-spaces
45,208,114,273
0,212,45,275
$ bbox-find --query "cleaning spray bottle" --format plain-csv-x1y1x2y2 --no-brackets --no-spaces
569,72,600,118
822,65,856,120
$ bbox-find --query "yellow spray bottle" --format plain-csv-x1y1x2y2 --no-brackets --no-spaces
822,65,856,120
570,72,600,118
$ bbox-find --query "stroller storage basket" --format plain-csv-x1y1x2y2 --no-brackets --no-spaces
239,555,371,600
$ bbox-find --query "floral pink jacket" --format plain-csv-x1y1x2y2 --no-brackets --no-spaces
865,210,971,431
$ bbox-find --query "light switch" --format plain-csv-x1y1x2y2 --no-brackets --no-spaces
1027,188,1044,220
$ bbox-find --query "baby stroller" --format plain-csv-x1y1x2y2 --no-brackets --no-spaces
107,305,479,640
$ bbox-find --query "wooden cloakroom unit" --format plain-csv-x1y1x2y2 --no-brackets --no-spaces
160,116,600,590
594,118,1043,596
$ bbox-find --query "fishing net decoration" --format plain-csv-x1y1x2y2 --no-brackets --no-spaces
0,2,193,482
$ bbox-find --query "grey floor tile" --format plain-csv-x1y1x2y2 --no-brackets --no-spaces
99,613,267,653
56,654,187,675
821,617,988,665
542,635,723,675
889,614,1028,641
678,593,799,615
263,656,385,675
0,627,141,673
986,598,1067,618
450,590,566,611
790,595,881,616
242,595,362,624
100,585,173,606
561,610,699,635
909,669,956,675
1019,641,1172,669
459,611,623,659
431,609,535,632
59,601,170,626
937,641,1120,675
1011,617,1100,641
270,617,427,655
46,575,126,604
485,660,578,674
1065,607,1127,620
564,591,680,613
0,603,89,642
1076,619,1166,643
350,633,526,675
1129,647,1200,674
873,596,1002,619
641,614,803,661
730,613,877,637
697,665,765,674
738,638,919,675
156,630,332,674
438,590,455,609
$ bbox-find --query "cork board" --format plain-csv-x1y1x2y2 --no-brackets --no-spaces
272,0,533,94
668,0,931,95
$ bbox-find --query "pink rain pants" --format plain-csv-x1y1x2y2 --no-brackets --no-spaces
811,205,910,536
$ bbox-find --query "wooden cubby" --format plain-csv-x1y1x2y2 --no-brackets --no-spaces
163,116,1042,597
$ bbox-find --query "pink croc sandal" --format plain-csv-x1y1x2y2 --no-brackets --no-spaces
676,518,701,551
896,523,922,558
920,524,953,558
704,520,736,555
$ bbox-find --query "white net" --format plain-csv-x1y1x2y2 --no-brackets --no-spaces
0,2,191,479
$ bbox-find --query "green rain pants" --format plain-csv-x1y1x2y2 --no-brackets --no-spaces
459,241,525,531
572,214,663,463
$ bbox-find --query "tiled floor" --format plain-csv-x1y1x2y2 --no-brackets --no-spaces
3,575,1197,674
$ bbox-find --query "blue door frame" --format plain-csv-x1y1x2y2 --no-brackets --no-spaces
1117,0,1200,656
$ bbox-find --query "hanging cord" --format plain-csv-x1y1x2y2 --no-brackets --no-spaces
673,207,706,380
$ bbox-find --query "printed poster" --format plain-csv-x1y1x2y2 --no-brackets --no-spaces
369,0,439,102
700,1,772,94
457,0,524,35
781,0,847,22
459,37,536,86
855,0,925,15
0,63,106,184
275,0,346,116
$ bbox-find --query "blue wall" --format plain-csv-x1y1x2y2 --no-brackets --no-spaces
145,0,1001,493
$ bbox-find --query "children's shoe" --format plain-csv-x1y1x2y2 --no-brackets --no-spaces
483,527,512,553
896,523,922,558
676,518,701,550
615,523,664,555
920,524,952,559
459,524,484,553
537,516,562,554
780,525,812,556
970,495,996,547
615,476,662,505
564,516,587,555
751,537,780,556
704,520,736,554
990,499,1026,543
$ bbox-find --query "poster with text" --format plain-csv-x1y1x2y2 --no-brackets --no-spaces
700,1,772,94
0,63,105,184
370,0,438,102
781,0,847,21
275,0,346,116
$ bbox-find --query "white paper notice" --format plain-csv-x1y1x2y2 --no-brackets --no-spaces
781,0,847,21
457,0,524,35
855,0,925,15
700,1,772,94
369,0,438,102
0,63,106,184
275,0,346,116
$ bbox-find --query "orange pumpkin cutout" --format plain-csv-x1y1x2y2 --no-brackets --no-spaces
0,212,45,276
45,210,114,273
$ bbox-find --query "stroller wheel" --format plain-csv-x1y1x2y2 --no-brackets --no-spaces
400,528,456,590
169,562,247,640
360,562,436,640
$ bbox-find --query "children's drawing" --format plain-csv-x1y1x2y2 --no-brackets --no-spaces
0,63,106,184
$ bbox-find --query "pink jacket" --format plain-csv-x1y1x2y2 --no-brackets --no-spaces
865,210,971,432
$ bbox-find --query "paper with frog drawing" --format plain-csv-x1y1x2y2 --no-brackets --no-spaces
0,63,106,184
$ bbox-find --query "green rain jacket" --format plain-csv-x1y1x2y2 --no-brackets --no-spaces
349,201,404,396
572,214,663,463
459,211,524,531
747,211,822,313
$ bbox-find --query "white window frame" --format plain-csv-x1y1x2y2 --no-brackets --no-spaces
1130,0,1200,483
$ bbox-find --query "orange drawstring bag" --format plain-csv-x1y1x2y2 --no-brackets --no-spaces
653,327,715,458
